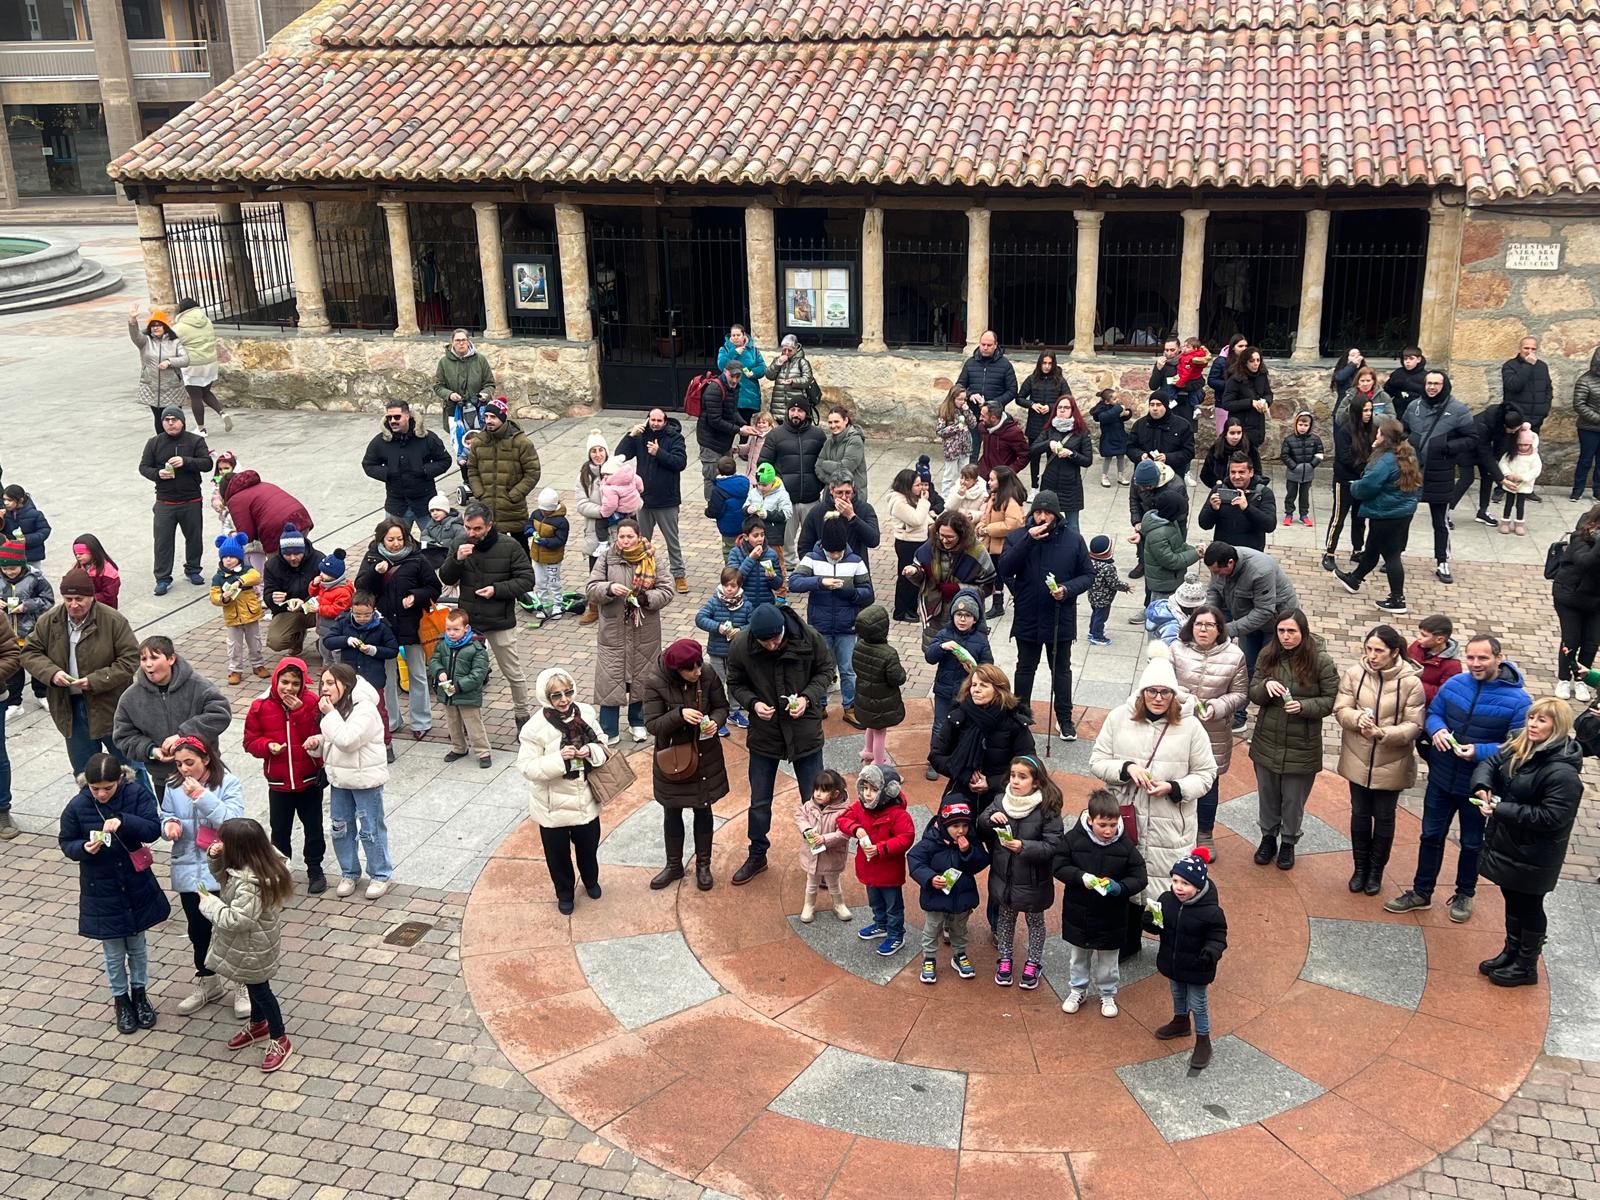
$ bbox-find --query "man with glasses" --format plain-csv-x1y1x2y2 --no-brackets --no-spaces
361,400,454,534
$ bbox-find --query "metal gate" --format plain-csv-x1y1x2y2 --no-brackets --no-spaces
586,210,749,411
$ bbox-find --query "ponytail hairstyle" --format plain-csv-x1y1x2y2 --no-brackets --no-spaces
1374,419,1422,492
1010,755,1064,817
216,817,295,911
810,769,849,808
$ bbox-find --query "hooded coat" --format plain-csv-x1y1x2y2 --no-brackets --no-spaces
585,545,675,709
1425,662,1532,794
977,794,1064,913
1401,376,1477,503
616,418,689,508
1552,526,1600,614
795,788,851,877
355,546,442,645
837,786,916,887
361,412,453,515
694,588,753,658
1573,348,1600,433
0,565,52,639
695,373,743,454
525,503,569,566
23,600,140,740
1473,736,1585,896
197,859,283,985
158,770,245,894
641,655,731,809
707,472,751,537
1156,880,1227,985
1128,462,1189,531
759,414,827,505
467,419,542,530
1385,357,1429,417
1280,416,1325,483
1247,635,1341,777
976,411,1031,478
1130,408,1196,479
815,422,870,493
1139,508,1198,596
923,587,994,702
1333,658,1426,791
725,606,836,761
3,498,49,562
438,526,537,634
928,700,1036,803
1031,422,1094,512
1091,396,1132,458
315,677,388,790
1052,813,1148,950
717,336,767,411
1170,639,1248,773
907,811,991,913
111,654,233,792
1406,638,1462,704
518,668,609,828
432,342,496,411
767,345,815,417
428,630,490,708
242,658,324,792
60,768,172,940
220,471,313,553
171,305,218,368
321,608,398,692
797,494,881,563
850,605,906,730
996,492,1093,644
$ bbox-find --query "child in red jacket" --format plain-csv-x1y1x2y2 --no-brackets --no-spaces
306,549,353,663
242,657,327,892
1406,614,1462,705
837,765,915,957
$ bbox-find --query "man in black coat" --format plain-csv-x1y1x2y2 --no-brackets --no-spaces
361,401,452,532
695,364,746,502
956,331,1018,434
1501,336,1553,501
797,475,882,565
438,503,537,725
724,603,836,884
1129,394,1196,480
996,490,1093,740
616,408,690,590
137,405,213,593
1196,454,1276,553
760,400,827,558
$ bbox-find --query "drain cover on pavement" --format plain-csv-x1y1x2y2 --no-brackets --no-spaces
384,921,432,947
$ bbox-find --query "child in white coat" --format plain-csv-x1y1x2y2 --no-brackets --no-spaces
1497,424,1541,536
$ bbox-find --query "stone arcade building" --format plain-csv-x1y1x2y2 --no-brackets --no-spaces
109,0,1600,462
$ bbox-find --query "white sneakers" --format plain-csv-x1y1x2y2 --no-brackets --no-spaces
1062,988,1084,1014
234,982,251,1019
1557,680,1574,699
365,880,390,899
1577,681,1596,704
175,973,226,1015
629,725,649,742
1101,996,1119,1018
336,878,357,897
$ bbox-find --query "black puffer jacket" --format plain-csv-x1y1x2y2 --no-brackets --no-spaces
1053,814,1148,951
758,415,827,505
263,549,319,614
1156,879,1228,985
641,657,731,809
616,418,689,508
1574,348,1600,433
1030,425,1093,513
977,795,1063,914
724,606,836,761
1130,410,1196,479
849,604,906,730
929,699,1037,806
1473,736,1583,896
1554,530,1600,613
356,548,442,645
1219,367,1272,447
1016,372,1070,445
1385,357,1429,418
437,527,536,634
361,414,453,512
695,375,742,454
59,770,172,940
1402,378,1477,504
1501,354,1554,426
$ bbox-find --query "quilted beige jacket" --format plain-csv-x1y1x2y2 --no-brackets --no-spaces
1170,639,1249,773
197,861,283,985
1332,659,1426,791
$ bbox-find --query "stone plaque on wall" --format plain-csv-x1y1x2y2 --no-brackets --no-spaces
1505,242,1562,270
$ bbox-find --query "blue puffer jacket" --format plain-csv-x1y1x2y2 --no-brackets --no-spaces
923,586,993,701
906,810,991,913
707,474,751,536
727,538,784,609
1349,451,1419,521
1424,662,1531,795
158,771,245,893
1091,398,1131,457
5,498,50,562
786,542,874,636
59,769,172,940
695,590,754,658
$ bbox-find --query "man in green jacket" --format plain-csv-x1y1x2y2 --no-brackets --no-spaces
433,330,496,426
466,398,541,529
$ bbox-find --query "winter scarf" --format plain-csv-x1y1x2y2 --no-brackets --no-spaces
377,543,416,565
945,698,1009,787
618,537,657,589
1000,787,1043,822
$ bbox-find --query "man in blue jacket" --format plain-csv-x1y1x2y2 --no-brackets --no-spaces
997,490,1093,741
1386,634,1529,924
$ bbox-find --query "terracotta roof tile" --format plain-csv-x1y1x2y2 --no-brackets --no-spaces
112,19,1600,200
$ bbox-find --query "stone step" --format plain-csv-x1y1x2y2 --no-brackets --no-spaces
0,260,124,313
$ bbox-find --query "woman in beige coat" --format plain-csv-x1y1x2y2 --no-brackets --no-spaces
1333,624,1426,898
1170,602,1248,855
519,666,611,914
584,519,675,743
974,466,1026,619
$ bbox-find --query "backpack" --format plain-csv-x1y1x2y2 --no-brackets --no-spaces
1545,535,1569,581
804,373,823,407
682,370,720,417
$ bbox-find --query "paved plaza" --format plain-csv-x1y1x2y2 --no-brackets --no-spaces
0,225,1597,1198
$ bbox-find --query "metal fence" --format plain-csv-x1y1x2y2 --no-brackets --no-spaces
503,227,564,338
774,232,860,348
316,213,395,331
165,204,297,328
1201,239,1305,357
989,239,1077,351
1096,239,1180,350
884,236,966,349
408,209,485,334
1320,239,1427,357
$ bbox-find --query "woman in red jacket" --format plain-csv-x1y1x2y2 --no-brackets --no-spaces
221,469,315,567
242,657,327,892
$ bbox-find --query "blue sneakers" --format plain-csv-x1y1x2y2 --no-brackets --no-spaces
856,922,885,940
153,579,171,596
729,711,749,729
876,934,905,956
953,954,976,979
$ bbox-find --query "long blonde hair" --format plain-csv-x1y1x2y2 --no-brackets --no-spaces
1503,696,1573,774
937,384,967,425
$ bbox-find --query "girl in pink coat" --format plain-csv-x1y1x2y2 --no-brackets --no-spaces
794,769,852,923
599,457,644,526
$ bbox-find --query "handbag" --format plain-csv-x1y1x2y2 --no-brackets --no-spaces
655,683,703,782
94,798,153,871
1119,725,1171,847
1545,535,1569,581
585,750,635,806
195,824,218,851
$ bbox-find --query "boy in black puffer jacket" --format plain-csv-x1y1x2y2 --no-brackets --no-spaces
850,604,905,766
1152,847,1228,1070
1279,410,1325,525
1052,788,1147,1018
906,799,990,985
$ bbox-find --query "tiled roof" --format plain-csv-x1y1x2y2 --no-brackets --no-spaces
112,17,1600,200
318,0,1600,47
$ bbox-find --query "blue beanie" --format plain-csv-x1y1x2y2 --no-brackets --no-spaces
318,547,346,579
1171,846,1213,889
215,532,249,564
1133,460,1161,488
748,603,784,639
279,523,307,554
1089,534,1112,558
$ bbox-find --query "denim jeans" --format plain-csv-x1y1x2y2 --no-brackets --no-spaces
599,702,643,737
247,980,286,1038
386,501,429,537
1169,979,1212,1035
385,643,433,732
102,933,149,997
822,632,858,708
1197,777,1220,834
1577,429,1600,497
330,785,392,882
1238,629,1266,681
747,749,822,856
1061,510,1080,536
65,695,142,783
866,884,905,937
1088,605,1110,640
1411,776,1483,900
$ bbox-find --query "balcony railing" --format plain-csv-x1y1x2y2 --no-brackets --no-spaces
0,39,208,82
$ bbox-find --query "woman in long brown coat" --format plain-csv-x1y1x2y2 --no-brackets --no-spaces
641,639,730,891
584,519,674,745
1333,624,1425,898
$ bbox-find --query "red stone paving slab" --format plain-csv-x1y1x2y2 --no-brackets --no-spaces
1112,970,1266,1040
1172,1124,1344,1200
703,935,849,1018
568,865,683,942
1288,851,1430,923
1387,1012,1544,1100
1215,752,1258,803
1263,1092,1437,1196
1024,1005,1171,1075
472,854,564,906
494,818,544,859
698,1111,855,1200
1336,1054,1506,1153
460,943,586,1014
775,975,926,1060
478,987,624,1072
1234,980,1412,1090
633,993,826,1096
896,1001,1039,1074
1415,967,1549,1041
952,1150,1076,1199
460,898,572,955
677,857,797,958
827,1137,959,1200
1420,920,1511,976
527,1032,686,1128
599,1072,778,1178
962,1070,1166,1153
1071,1143,1204,1200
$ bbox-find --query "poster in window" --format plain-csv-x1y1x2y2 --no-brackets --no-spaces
510,259,550,311
780,261,856,338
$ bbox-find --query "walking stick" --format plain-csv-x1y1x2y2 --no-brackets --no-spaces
1045,583,1061,757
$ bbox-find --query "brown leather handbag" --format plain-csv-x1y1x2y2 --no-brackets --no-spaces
655,683,704,781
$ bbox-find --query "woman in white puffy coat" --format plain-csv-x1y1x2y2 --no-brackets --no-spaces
1089,645,1218,897
1169,603,1248,855
312,663,392,899
519,667,611,914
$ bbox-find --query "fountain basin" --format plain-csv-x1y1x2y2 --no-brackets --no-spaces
0,232,121,312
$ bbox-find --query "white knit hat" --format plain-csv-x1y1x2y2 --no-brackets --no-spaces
537,487,560,510
585,429,609,455
1136,642,1180,694
428,494,451,513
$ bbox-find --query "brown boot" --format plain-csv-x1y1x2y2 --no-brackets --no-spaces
695,855,713,891
1153,1013,1192,1040
578,600,599,626
651,824,685,890
1190,1034,1213,1070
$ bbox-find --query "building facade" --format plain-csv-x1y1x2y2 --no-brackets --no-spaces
107,0,1600,463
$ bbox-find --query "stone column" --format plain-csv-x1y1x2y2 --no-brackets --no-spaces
379,201,418,337
1291,209,1331,362
0,128,19,209
965,206,990,349
746,203,778,348
85,0,141,165
472,201,510,340
1419,199,1463,361
135,201,173,308
859,206,886,352
1178,208,1209,338
281,200,329,332
1072,210,1103,358
553,203,592,343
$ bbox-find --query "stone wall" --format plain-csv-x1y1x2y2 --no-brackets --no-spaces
1449,206,1600,471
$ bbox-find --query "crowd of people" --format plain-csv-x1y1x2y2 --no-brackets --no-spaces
1,313,1593,1079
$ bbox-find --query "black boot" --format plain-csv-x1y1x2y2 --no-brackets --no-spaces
1364,837,1392,897
731,854,768,885
130,986,156,1030
986,598,1005,620
1348,823,1372,892
1479,914,1522,976
650,825,686,890
1253,835,1277,866
692,821,714,891
1277,840,1296,870
307,865,327,895
1489,930,1544,988
114,993,137,1035
1190,1034,1213,1070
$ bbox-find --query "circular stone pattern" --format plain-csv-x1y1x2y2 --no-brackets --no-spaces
463,701,1548,1199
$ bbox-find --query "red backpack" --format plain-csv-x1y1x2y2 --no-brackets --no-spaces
682,370,721,417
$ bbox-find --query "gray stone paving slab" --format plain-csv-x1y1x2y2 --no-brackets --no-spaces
778,732,870,777
598,802,728,868
1545,881,1600,1060
1215,792,1351,854
769,1046,966,1148
786,915,917,984
576,932,722,1030
391,778,483,822
1116,1036,1324,1141
1299,917,1427,1010
1035,734,1098,774
1040,934,1160,999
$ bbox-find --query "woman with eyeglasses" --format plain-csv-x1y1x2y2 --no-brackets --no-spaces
518,667,611,914
1170,605,1248,855
640,639,730,891
1246,609,1340,871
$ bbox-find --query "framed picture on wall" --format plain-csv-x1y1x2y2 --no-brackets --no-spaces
507,254,553,312
779,260,857,339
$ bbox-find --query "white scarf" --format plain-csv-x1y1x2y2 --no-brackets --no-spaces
1001,787,1042,822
